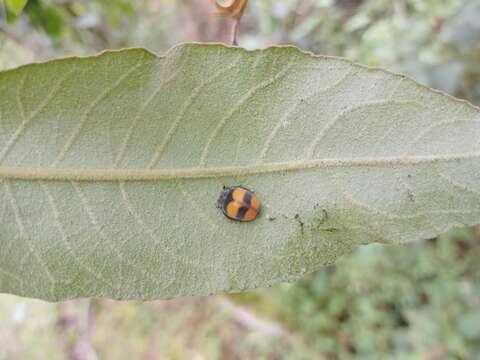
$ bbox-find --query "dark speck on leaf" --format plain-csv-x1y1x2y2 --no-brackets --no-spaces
294,214,304,227
407,190,416,202
322,228,339,233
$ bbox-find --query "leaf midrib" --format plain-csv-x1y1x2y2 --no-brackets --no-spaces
0,152,478,182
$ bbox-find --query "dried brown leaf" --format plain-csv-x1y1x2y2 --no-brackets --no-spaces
213,0,249,20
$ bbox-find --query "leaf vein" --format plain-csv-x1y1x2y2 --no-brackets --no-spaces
257,68,356,163
51,60,145,167
0,71,73,164
3,179,56,297
40,181,116,290
403,118,480,156
199,59,295,166
114,57,188,168
306,100,426,159
1,152,479,182
148,55,243,168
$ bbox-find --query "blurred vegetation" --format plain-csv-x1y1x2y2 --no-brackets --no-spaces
1,0,480,359
1,0,480,104
231,228,480,358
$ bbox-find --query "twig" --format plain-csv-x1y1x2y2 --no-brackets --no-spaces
213,0,249,45
215,297,285,337
231,18,240,46
56,300,98,360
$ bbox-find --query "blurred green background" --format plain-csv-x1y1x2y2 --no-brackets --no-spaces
1,1,480,359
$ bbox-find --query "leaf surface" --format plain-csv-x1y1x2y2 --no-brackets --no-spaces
0,44,479,301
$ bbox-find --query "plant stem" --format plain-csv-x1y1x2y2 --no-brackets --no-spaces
232,18,240,46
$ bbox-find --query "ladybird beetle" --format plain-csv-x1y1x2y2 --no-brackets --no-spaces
218,186,261,222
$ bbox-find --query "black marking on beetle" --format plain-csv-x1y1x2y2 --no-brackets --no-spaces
237,206,249,220
218,188,233,208
226,190,234,204
243,191,252,206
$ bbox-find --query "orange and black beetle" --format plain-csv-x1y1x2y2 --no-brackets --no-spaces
218,186,261,222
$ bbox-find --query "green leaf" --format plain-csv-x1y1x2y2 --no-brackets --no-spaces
0,44,479,301
24,2,63,37
4,0,28,15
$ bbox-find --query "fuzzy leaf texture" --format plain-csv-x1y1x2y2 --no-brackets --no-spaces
0,44,479,301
